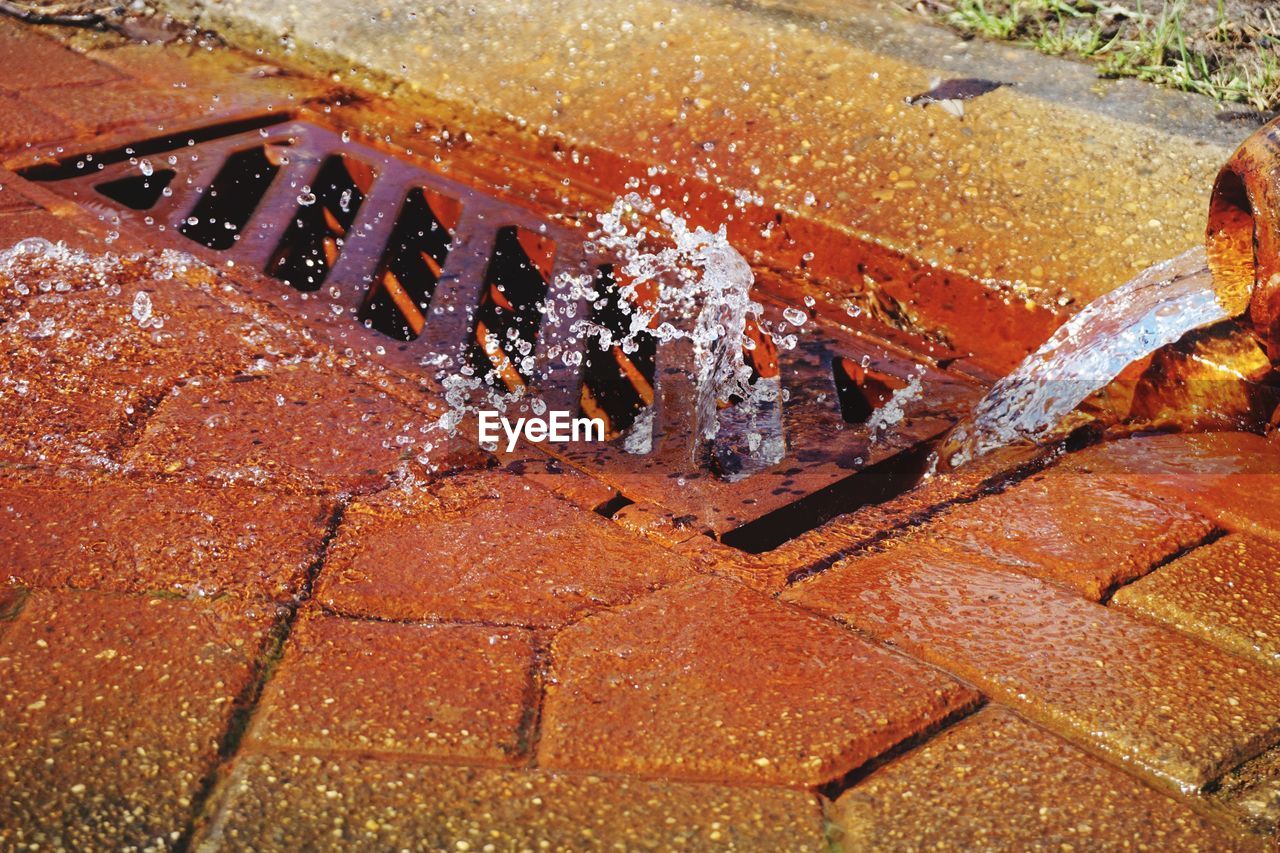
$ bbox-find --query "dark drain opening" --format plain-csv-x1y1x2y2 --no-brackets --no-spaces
268,154,375,291
579,265,657,437
358,187,461,341
470,225,556,389
19,113,290,182
593,492,635,518
718,440,937,553
95,170,176,210
833,356,906,424
180,145,284,250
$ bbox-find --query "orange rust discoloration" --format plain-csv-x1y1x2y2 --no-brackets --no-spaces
1208,117,1280,360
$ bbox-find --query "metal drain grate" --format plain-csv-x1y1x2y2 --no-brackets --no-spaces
21,114,986,550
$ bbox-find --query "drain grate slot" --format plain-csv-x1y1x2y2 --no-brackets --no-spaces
719,439,938,553
833,356,907,424
180,146,283,250
267,154,375,291
358,187,461,341
95,170,176,210
470,225,556,390
579,265,657,437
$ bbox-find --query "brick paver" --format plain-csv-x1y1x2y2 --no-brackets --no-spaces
248,614,534,763
920,469,1214,600
540,575,979,786
0,261,297,466
317,470,694,627
0,590,269,851
1112,533,1280,670
1060,431,1280,539
832,707,1252,850
0,19,120,91
0,468,333,600
784,548,1280,791
126,361,468,493
197,752,828,850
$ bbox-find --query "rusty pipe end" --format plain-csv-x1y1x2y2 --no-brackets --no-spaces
1207,116,1280,360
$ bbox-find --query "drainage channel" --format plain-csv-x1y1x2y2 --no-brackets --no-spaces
19,111,989,552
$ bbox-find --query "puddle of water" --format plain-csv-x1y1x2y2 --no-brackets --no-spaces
935,245,1231,470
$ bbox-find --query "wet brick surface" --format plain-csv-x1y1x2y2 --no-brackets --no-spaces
0,265,298,466
785,544,1280,792
540,575,980,786
0,590,270,851
920,469,1215,600
832,707,1252,850
0,468,333,600
317,470,695,627
1112,533,1280,670
248,613,535,763
197,752,828,850
126,362,459,493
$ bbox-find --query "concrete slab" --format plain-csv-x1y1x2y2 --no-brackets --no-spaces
161,0,1241,309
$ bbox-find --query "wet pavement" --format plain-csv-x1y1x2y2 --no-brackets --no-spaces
0,8,1278,851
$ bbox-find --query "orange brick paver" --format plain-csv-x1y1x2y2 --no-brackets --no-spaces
785,547,1280,792
247,614,535,763
0,469,333,600
1060,431,1280,540
921,469,1214,600
0,263,299,466
0,590,270,851
125,362,455,493
539,575,980,786
317,470,695,627
1112,533,1280,670
198,752,828,850
832,707,1253,850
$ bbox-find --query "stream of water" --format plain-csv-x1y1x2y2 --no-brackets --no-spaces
935,245,1231,470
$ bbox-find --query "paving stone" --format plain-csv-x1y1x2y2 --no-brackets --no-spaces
1112,534,1280,671
0,468,333,600
540,575,979,786
0,589,270,851
317,470,694,627
922,469,1214,600
1058,432,1280,539
0,257,296,465
784,547,1280,792
126,361,478,493
248,615,534,763
197,752,827,851
0,20,121,91
831,707,1252,851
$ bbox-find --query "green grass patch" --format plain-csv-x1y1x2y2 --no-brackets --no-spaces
908,0,1280,111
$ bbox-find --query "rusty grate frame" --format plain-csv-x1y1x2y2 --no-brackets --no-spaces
15,109,990,551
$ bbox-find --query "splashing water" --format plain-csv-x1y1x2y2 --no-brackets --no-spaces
593,195,782,442
432,194,788,461
938,246,1230,470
